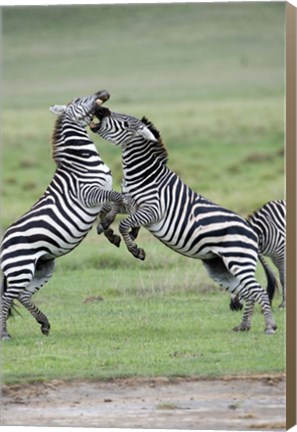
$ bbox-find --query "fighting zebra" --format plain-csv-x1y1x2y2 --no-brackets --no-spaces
90,105,277,334
0,91,124,340
230,200,286,311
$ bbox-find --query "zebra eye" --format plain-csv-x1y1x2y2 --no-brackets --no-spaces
123,121,129,129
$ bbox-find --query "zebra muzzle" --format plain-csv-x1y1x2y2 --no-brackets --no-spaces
90,106,111,132
95,89,110,103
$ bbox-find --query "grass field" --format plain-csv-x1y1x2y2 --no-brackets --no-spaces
1,3,285,384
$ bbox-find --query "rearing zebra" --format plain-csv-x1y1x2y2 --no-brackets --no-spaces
1,91,124,340
91,106,277,334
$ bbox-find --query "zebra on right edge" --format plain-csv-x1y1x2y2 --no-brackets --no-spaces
90,105,277,335
230,200,286,311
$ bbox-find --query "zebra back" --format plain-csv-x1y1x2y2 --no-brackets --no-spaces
247,200,286,257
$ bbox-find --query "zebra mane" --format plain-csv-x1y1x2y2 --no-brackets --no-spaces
51,114,91,164
51,116,64,163
141,117,168,165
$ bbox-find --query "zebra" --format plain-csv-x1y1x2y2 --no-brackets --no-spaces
249,200,286,308
0,90,125,340
90,105,277,335
230,200,286,310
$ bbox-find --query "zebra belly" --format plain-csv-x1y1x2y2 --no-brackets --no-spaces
1,212,97,273
2,228,93,260
147,216,257,261
159,236,217,260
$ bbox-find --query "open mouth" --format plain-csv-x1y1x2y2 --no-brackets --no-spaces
90,105,111,132
95,89,110,103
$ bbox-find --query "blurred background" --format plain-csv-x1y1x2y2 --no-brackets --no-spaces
2,2,285,228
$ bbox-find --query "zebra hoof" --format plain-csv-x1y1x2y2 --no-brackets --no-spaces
110,235,121,248
41,324,50,336
97,224,104,235
1,334,11,341
131,247,146,261
264,328,276,335
232,324,250,332
138,248,146,260
229,298,243,312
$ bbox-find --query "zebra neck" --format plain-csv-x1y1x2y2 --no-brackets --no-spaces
122,145,167,182
52,117,101,170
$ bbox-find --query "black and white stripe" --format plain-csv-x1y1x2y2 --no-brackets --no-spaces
1,91,124,340
230,200,286,310
248,200,285,307
91,107,277,334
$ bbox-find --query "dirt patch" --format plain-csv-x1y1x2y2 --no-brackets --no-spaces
1,374,285,430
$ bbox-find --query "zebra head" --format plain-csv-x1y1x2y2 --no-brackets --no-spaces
90,107,158,146
50,90,110,127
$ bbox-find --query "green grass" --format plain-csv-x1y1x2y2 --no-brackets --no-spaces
2,231,286,384
1,3,285,384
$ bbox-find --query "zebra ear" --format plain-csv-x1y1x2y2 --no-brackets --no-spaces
137,126,158,142
50,105,67,116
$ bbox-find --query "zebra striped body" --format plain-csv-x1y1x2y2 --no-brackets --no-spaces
248,200,286,307
230,200,286,310
91,107,277,334
1,91,124,340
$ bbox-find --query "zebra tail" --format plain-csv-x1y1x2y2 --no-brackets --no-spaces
1,275,20,318
258,254,278,304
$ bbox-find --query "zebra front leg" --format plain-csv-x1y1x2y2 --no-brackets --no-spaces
97,194,138,235
97,203,120,235
82,186,124,231
118,207,159,260
96,203,121,247
98,204,122,247
102,225,140,248
98,196,139,247
118,218,145,260
18,293,50,336
103,227,121,248
119,225,146,261
130,226,141,241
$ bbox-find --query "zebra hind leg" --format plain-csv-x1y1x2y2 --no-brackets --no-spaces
1,293,14,340
18,293,50,335
203,257,277,334
225,260,277,334
203,257,251,329
232,299,255,332
1,274,26,340
19,258,56,336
